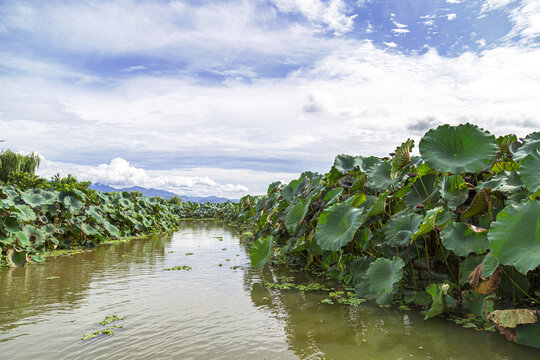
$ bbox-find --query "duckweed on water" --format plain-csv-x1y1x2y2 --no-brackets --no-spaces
164,265,192,271
82,325,123,340
99,315,126,325
185,252,194,255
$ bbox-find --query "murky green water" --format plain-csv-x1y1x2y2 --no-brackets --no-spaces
1,221,539,359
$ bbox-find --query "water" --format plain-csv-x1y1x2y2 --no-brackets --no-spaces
1,221,539,359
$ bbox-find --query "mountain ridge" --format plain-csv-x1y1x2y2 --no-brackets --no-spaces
89,183,235,203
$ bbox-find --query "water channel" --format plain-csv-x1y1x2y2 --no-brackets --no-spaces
1,221,539,359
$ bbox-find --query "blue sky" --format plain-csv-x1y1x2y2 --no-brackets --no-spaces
1,0,539,197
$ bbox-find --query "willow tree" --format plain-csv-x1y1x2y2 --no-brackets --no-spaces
0,150,41,183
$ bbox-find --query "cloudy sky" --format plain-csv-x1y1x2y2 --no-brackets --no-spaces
1,0,539,198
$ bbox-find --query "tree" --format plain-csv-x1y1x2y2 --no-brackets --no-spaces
0,150,41,183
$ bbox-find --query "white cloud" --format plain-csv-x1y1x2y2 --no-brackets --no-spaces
481,0,518,12
383,41,397,47
270,0,357,35
476,38,487,47
392,28,410,34
37,157,253,198
446,13,457,20
503,0,540,43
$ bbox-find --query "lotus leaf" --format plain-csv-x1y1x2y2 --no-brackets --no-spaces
12,204,36,221
477,170,523,195
488,200,540,274
285,199,309,235
81,223,99,236
21,192,45,207
15,230,30,248
315,199,365,251
366,257,404,295
384,209,422,247
367,161,399,191
488,309,537,329
103,221,120,237
419,123,497,174
516,322,540,349
461,188,491,219
481,252,500,278
441,222,488,257
333,154,363,175
411,206,443,240
31,254,45,263
390,139,414,179
520,150,540,193
323,187,343,207
250,235,273,268
512,131,540,161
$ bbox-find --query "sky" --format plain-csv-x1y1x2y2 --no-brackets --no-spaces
1,0,539,198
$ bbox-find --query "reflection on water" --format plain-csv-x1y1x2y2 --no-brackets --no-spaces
0,221,539,359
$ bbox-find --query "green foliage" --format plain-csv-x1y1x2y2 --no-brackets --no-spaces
0,150,41,184
222,123,540,350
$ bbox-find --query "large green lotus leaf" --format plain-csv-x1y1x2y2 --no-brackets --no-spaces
41,191,58,205
103,221,120,237
281,179,300,202
384,209,423,247
461,188,491,219
512,132,540,161
441,222,488,257
63,195,83,212
22,225,46,247
516,322,540,349
87,206,104,223
285,199,309,235
488,200,540,274
367,161,399,191
411,206,443,240
359,156,382,172
366,257,405,295
315,200,365,251
437,175,467,210
14,231,30,248
404,174,440,208
12,204,36,222
390,139,414,179
250,235,273,268
21,192,45,207
520,150,540,194
80,223,99,236
477,170,523,195
419,123,498,174
4,216,20,233
333,154,363,175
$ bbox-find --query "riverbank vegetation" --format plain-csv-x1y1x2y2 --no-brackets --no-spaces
230,123,540,349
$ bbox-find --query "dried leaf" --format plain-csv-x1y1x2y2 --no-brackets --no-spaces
487,309,538,329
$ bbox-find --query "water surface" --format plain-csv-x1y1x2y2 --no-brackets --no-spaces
1,221,539,359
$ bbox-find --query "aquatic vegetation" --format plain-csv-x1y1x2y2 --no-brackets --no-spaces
164,265,192,271
185,252,194,255
224,124,540,350
81,315,126,340
46,276,59,280
99,315,126,325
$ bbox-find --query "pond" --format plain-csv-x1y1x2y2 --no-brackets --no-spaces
1,221,539,359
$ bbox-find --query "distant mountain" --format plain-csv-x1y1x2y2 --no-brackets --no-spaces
89,183,234,203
